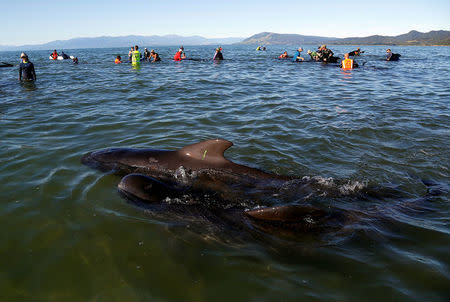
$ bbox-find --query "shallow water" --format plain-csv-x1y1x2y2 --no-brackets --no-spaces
0,45,449,301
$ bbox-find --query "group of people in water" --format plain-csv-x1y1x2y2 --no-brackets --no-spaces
278,45,401,69
114,45,225,65
14,44,401,82
49,49,78,64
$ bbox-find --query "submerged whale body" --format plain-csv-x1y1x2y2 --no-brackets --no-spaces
82,139,405,238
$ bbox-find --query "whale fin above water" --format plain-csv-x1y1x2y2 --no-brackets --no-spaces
178,139,233,163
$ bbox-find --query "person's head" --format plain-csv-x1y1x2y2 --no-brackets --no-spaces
298,47,303,52
180,46,184,50
117,55,121,60
283,51,287,54
216,47,221,52
344,53,349,59
53,49,57,52
386,48,391,53
20,52,28,61
151,49,155,54
357,48,360,51
135,45,139,50
130,46,134,50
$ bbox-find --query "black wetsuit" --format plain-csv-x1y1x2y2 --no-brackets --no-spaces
152,54,161,62
144,50,150,61
348,49,364,56
19,61,36,81
386,52,401,61
214,51,224,60
61,52,70,59
318,48,334,62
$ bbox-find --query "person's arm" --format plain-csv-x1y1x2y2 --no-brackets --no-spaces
18,65,22,81
32,64,36,80
386,52,392,61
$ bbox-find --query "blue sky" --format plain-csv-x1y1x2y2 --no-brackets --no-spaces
1,0,449,45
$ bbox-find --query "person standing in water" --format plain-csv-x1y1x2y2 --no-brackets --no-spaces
340,53,358,69
132,45,141,66
173,46,186,61
143,48,150,61
128,46,134,61
213,47,223,60
18,53,36,81
50,49,58,60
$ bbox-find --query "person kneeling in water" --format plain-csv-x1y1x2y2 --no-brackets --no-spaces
386,49,401,61
340,53,358,69
278,51,290,59
19,53,36,81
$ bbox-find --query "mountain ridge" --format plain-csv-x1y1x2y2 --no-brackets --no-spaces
0,35,244,51
1,30,449,51
239,30,450,46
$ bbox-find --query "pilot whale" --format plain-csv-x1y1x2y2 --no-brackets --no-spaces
82,139,407,237
82,139,390,207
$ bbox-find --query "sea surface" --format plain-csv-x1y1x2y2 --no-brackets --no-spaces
0,45,449,301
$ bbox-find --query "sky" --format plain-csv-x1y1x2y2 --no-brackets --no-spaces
1,0,449,45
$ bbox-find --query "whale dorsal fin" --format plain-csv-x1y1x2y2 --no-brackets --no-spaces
178,139,233,163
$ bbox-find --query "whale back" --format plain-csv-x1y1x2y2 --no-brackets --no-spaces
178,139,233,164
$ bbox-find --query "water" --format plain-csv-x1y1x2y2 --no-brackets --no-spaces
1,45,449,301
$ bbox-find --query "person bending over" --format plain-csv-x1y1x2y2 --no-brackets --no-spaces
292,47,304,62
386,49,401,61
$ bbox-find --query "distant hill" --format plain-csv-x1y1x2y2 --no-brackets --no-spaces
329,30,450,45
238,30,450,46
0,35,244,51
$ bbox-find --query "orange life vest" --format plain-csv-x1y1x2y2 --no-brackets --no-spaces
341,58,353,69
51,52,58,60
173,51,182,61
115,58,122,64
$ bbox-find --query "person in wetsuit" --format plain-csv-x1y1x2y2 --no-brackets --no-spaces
386,49,401,61
213,47,223,60
18,53,36,81
150,50,161,62
143,48,150,61
317,45,334,62
128,46,134,61
348,48,364,56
